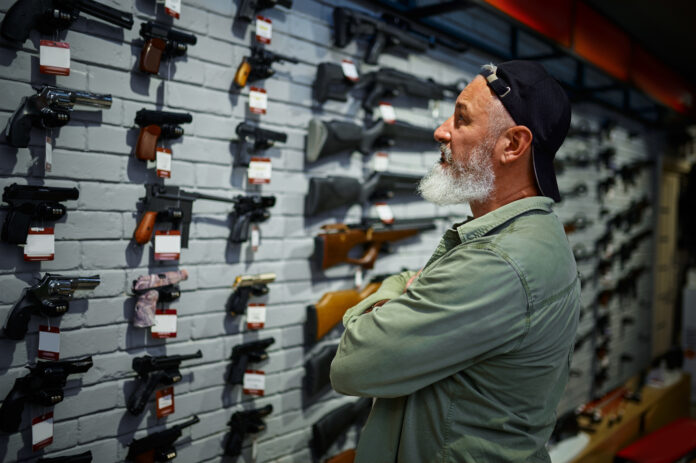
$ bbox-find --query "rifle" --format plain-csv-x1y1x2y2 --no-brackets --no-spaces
139,21,197,75
4,85,112,148
325,449,356,463
235,0,292,22
316,218,436,270
0,356,93,433
4,273,100,340
134,109,193,161
131,270,188,328
304,343,338,397
228,338,275,385
133,184,276,246
227,273,276,316
234,45,299,88
313,63,461,111
311,398,372,460
306,117,434,163
234,122,287,167
37,451,93,462
126,350,203,415
333,7,428,64
225,405,273,456
0,0,133,43
305,171,422,216
305,275,386,344
126,415,199,462
1,183,79,245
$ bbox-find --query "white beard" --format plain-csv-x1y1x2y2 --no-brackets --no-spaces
418,142,495,205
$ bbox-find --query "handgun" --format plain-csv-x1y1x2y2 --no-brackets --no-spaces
227,273,276,315
139,21,197,75
228,338,275,385
134,109,193,161
234,45,299,88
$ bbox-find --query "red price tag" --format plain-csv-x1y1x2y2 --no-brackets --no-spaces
246,303,266,330
249,87,268,114
39,40,70,76
154,230,181,261
151,309,177,338
156,147,172,178
250,225,260,252
379,102,396,124
164,0,181,18
341,59,359,82
243,370,266,396
375,202,394,224
248,156,271,184
255,16,272,44
32,412,54,452
38,326,60,360
156,387,175,418
373,152,389,171
24,227,55,261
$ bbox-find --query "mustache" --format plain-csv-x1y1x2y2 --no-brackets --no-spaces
440,143,453,164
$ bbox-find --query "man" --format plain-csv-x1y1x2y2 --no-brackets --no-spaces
330,61,580,463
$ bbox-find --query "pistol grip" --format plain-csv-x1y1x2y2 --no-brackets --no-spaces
134,211,157,245
234,58,251,88
139,38,166,74
135,125,161,161
0,389,24,433
3,295,32,340
5,97,34,148
0,0,36,42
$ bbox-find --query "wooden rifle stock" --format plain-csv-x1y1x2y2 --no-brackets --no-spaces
325,449,356,463
306,281,382,344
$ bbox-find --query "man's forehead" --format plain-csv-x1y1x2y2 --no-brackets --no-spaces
456,76,492,111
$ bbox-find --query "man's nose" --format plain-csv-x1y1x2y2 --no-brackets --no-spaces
434,118,451,143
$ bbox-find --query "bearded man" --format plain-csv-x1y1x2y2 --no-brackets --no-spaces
330,61,581,463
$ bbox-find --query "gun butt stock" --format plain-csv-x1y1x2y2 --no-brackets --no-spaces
135,125,161,161
139,38,166,74
134,211,157,244
234,57,251,88
305,176,362,216
306,119,365,162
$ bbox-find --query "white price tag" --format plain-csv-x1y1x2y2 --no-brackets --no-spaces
243,370,266,396
379,102,396,123
341,59,359,82
45,135,53,172
255,16,272,44
375,202,394,224
354,267,363,288
154,231,181,261
151,309,178,338
248,156,272,184
156,147,172,178
156,387,175,418
373,152,389,171
247,303,266,330
38,326,60,360
251,225,260,252
32,412,53,452
24,227,55,262
39,40,70,76
164,0,181,18
249,87,268,114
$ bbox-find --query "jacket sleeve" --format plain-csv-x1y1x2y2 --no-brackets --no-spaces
330,246,529,398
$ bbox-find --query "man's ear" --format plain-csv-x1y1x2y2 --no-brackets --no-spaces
500,126,533,165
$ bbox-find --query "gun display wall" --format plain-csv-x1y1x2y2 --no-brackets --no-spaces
0,0,661,461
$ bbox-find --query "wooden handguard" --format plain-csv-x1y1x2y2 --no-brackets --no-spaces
135,125,161,161
139,38,166,74
325,449,356,463
134,211,157,244
318,228,420,270
234,57,251,88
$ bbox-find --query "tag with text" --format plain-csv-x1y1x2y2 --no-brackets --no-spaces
156,387,175,418
354,267,363,288
32,412,53,452
152,309,178,338
154,230,181,261
156,147,172,178
243,370,266,396
375,202,394,224
164,0,181,18
255,16,272,44
341,59,359,82
39,41,70,76
38,326,60,361
248,156,271,184
249,87,268,115
246,303,266,330
45,135,53,172
24,227,55,261
250,225,260,252
373,152,389,172
379,102,396,124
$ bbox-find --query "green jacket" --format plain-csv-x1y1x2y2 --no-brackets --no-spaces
330,197,580,463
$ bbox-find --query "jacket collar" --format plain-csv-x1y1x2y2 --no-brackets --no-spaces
454,196,554,243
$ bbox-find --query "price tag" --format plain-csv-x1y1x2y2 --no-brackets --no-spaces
151,309,177,338
373,152,389,172
249,87,268,114
250,224,260,252
156,387,175,418
154,230,181,261
243,370,266,396
255,16,272,44
354,267,363,288
45,135,53,172
38,326,60,360
32,412,53,452
164,0,181,18
39,41,70,76
24,227,55,261
248,156,271,184
375,202,394,224
156,147,172,178
341,59,359,82
379,102,396,124
247,303,266,330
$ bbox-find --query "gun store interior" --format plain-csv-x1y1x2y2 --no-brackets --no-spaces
1,0,696,462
